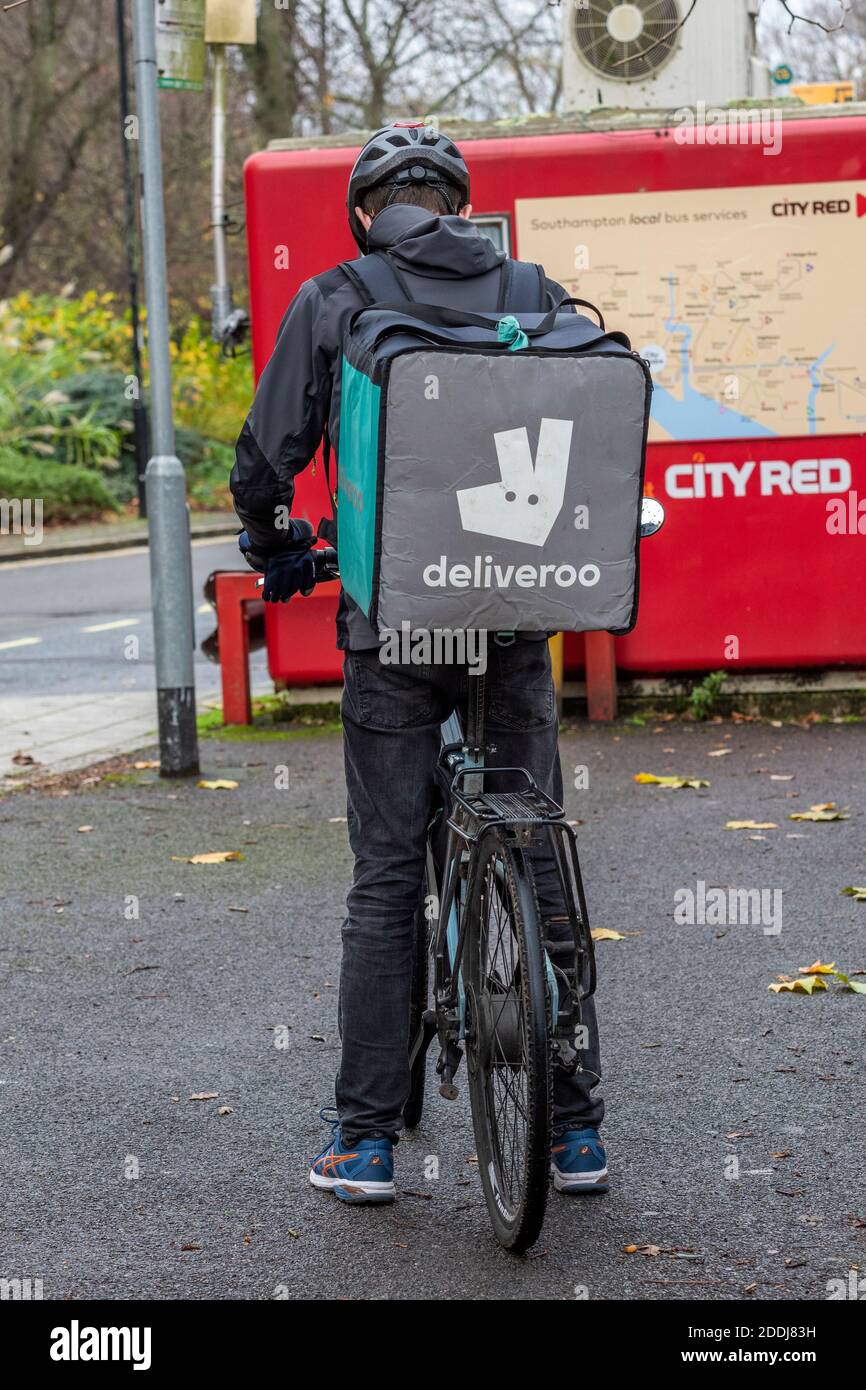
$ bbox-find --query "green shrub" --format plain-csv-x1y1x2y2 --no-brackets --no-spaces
0,449,119,523
0,293,242,517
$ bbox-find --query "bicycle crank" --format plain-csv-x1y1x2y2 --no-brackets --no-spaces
436,1039,463,1100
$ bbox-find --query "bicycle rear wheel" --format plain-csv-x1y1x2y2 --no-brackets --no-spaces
464,828,551,1252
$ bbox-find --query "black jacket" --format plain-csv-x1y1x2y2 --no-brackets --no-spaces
230,203,572,649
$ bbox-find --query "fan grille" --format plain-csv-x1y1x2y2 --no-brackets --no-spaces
574,0,682,82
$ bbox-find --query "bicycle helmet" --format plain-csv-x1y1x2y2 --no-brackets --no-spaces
346,121,471,251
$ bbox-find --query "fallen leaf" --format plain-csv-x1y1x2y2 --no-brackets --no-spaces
841,886,866,902
725,820,778,831
843,980,866,995
769,774,794,781
197,779,239,791
227,905,250,914
180,1243,201,1252
134,760,160,770
708,749,732,757
77,825,94,833
287,1229,300,1239
328,816,348,823
789,803,849,823
797,960,837,975
188,1092,218,1101
591,928,626,941
769,976,828,995
170,851,245,864
725,1131,753,1139
634,773,709,790
217,1106,234,1116
11,751,38,766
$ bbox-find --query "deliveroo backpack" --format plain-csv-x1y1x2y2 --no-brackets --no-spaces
329,252,652,637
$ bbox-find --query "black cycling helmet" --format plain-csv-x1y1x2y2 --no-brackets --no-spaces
346,121,471,251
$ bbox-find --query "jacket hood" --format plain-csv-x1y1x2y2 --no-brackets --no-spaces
365,203,504,280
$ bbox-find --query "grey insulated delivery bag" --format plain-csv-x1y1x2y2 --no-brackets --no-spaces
333,255,652,636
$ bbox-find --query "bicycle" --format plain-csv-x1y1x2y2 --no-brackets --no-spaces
246,496,663,1251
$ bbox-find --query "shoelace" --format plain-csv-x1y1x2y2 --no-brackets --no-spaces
319,1105,340,1133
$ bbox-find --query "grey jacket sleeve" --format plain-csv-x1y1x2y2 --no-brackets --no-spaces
229,278,332,554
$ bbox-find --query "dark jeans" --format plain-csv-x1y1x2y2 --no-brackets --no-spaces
336,639,604,1144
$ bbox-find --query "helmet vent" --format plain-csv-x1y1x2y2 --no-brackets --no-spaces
387,134,411,147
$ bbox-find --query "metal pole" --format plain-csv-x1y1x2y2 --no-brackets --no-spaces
210,43,230,338
131,0,199,775
208,42,248,351
116,0,149,517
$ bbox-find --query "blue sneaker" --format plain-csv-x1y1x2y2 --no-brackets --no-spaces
551,1127,609,1193
309,1108,395,1204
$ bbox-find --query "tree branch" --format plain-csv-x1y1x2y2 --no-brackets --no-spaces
778,0,848,33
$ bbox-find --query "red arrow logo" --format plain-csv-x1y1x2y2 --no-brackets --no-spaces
858,193,866,218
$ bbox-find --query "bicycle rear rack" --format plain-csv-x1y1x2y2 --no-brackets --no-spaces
448,765,564,841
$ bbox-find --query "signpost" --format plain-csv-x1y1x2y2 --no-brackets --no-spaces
205,0,256,45
156,0,206,91
132,0,200,775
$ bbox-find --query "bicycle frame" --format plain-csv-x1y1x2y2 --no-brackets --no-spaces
415,672,598,1094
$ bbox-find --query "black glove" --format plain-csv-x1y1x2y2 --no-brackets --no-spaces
262,548,316,602
261,518,317,603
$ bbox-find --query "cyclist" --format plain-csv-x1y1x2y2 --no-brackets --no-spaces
230,123,607,1206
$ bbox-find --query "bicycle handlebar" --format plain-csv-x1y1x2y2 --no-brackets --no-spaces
244,544,340,589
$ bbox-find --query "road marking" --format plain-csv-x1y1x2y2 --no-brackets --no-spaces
81,618,142,633
0,636,42,651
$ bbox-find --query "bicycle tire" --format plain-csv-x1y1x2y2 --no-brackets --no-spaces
463,828,551,1252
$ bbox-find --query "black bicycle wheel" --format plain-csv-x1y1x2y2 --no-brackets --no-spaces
464,829,551,1252
404,863,434,1129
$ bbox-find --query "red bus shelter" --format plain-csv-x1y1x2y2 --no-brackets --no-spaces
242,106,866,688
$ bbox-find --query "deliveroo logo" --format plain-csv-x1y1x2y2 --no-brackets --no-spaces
457,417,573,547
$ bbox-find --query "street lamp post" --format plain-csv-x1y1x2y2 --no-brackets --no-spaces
131,0,199,775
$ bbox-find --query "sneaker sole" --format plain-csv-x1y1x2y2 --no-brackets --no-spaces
309,1169,396,1203
551,1163,609,1194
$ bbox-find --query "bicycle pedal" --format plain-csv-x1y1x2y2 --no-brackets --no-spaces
439,1081,459,1101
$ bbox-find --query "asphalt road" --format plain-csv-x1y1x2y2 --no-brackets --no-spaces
0,539,268,700
1,717,864,1301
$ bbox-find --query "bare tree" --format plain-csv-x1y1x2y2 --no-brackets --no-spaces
758,0,866,87
0,0,116,295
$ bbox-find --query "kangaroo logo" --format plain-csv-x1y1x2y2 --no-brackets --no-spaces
457,418,573,547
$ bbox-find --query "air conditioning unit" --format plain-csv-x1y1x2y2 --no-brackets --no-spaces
561,0,771,111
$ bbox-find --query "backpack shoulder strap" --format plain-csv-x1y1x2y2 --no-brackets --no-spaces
497,259,548,313
340,252,413,306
